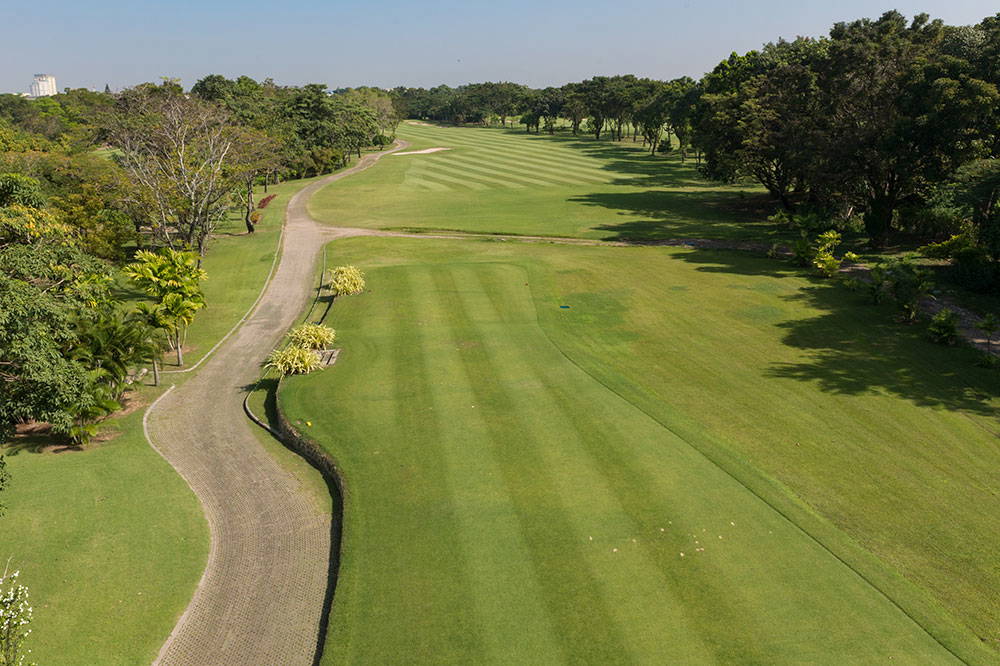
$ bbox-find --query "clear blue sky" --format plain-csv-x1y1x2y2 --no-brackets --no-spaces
2,0,995,93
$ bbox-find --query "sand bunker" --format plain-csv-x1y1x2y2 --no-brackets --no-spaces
394,147,451,156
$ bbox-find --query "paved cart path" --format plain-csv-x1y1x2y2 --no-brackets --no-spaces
147,142,408,665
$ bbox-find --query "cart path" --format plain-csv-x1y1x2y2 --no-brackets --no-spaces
147,142,408,665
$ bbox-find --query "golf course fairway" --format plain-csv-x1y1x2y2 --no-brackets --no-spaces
281,125,1000,663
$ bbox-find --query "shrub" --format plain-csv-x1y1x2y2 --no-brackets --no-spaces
330,265,366,296
882,257,933,322
927,309,960,345
918,233,975,259
249,210,262,225
866,264,888,304
0,568,33,666
811,230,843,277
257,194,277,209
266,346,321,376
951,247,997,293
287,323,336,350
792,232,814,267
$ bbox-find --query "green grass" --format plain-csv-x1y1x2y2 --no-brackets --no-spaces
0,384,206,665
307,122,778,242
286,123,1000,662
0,175,320,664
281,234,998,663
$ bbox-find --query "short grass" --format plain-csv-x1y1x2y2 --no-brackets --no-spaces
0,175,319,664
307,122,778,242
0,384,206,665
281,234,999,663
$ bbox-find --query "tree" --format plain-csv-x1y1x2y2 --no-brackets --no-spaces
124,249,206,366
560,83,588,135
632,80,671,155
0,208,113,441
227,127,282,234
819,12,998,245
107,86,243,255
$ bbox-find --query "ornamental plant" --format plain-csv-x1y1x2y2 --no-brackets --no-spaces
927,309,960,345
811,230,843,278
0,568,32,666
266,346,321,376
257,194,277,209
330,265,366,296
287,324,336,350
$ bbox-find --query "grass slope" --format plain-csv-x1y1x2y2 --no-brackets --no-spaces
282,234,998,663
0,176,318,664
308,123,777,242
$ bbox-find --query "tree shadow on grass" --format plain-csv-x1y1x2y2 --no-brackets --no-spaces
669,248,1000,417
571,190,780,243
767,286,1000,417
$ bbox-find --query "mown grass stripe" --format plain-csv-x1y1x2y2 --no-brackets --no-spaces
418,159,526,189
444,145,613,183
409,166,490,191
430,265,637,664
381,267,484,657
400,128,612,178
408,267,565,664
401,176,451,192
435,154,598,188
453,263,717,661
398,126,609,171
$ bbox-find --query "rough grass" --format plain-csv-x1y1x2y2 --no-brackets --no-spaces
307,123,779,242
281,233,999,663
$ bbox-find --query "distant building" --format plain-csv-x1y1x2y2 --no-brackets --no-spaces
29,74,57,98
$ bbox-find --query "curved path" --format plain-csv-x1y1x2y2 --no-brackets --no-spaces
147,142,408,665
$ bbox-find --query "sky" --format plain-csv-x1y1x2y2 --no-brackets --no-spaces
2,0,996,93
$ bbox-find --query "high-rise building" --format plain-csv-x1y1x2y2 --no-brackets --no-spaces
29,74,57,98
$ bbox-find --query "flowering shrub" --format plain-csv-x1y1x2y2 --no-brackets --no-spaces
0,569,32,666
257,194,277,209
266,346,321,375
287,324,336,350
330,265,366,296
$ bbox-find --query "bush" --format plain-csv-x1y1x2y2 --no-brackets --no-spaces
927,309,960,345
882,257,933,322
287,323,336,350
257,194,277,209
249,210,262,225
951,247,998,293
265,346,321,375
918,233,975,259
330,265,366,296
812,230,843,277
